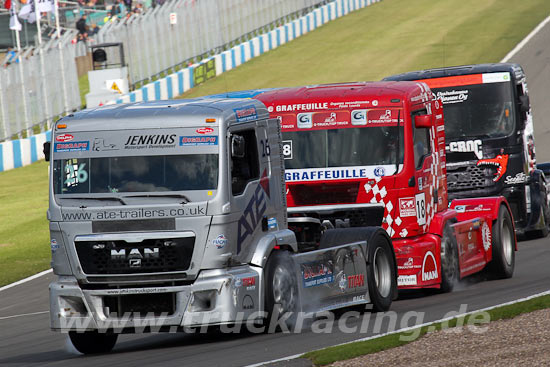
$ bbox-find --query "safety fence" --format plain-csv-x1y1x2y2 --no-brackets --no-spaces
111,0,380,104
0,130,50,172
0,0,382,173
0,0,328,142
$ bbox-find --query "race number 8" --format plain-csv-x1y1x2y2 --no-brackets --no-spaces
415,193,426,226
282,140,293,159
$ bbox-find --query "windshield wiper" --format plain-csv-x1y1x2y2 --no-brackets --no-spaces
60,196,128,206
123,193,191,204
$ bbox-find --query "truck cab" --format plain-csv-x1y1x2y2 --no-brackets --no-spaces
384,63,549,237
216,82,516,291
45,98,397,354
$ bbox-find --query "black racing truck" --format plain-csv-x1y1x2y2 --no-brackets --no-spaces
385,63,550,237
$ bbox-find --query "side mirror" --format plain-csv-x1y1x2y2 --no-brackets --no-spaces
519,94,530,113
231,135,245,158
43,141,51,162
414,114,432,128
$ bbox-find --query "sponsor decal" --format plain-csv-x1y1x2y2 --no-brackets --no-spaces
367,109,401,125
339,274,347,292
212,234,227,249
61,205,207,221
347,274,365,288
421,251,438,282
242,277,256,287
447,139,482,159
397,275,417,286
235,276,257,291
482,222,492,251
267,217,278,230
54,141,90,153
285,166,396,182
56,134,74,142
237,184,267,253
399,229,408,237
242,295,254,310
275,102,328,112
179,136,218,146
418,177,423,191
353,295,366,302
301,260,334,288
124,134,176,149
435,90,469,104
196,127,214,134
477,154,509,182
234,105,257,122
374,167,385,177
398,257,421,270
50,239,59,253
92,138,118,151
455,205,466,213
351,109,367,125
399,197,416,217
504,172,528,185
372,100,378,106
297,113,313,128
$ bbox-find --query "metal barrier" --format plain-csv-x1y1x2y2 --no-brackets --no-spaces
0,0,375,143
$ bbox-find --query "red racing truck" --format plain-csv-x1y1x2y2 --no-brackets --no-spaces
214,82,517,290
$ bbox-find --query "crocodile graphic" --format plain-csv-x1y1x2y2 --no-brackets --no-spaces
476,154,509,182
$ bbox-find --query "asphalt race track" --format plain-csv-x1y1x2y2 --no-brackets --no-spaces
1,20,550,367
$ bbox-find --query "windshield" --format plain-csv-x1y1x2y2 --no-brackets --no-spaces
432,80,515,140
279,108,405,181
53,154,218,195
284,126,404,169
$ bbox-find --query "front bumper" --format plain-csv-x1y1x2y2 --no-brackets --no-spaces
50,266,262,332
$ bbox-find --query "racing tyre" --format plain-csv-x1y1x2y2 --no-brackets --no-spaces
68,331,118,354
490,205,515,279
264,251,300,328
439,223,459,293
366,231,397,312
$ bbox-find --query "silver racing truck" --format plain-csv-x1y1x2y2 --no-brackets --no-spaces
44,99,397,354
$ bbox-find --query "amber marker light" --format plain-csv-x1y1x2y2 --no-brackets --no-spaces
57,123,67,129
205,118,216,123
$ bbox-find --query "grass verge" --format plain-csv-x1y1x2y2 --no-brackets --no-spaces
0,160,50,286
178,0,550,99
303,294,550,366
3,0,550,286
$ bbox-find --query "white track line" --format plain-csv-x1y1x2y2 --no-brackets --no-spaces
245,289,550,367
501,14,550,62
0,269,52,292
0,311,49,321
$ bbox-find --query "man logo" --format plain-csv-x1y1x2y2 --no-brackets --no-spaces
297,113,313,129
351,109,367,125
422,251,438,282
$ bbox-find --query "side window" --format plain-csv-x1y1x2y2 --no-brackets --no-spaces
231,129,260,196
412,110,431,169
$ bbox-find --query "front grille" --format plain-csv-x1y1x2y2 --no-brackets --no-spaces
446,161,497,192
76,237,195,275
290,182,359,206
103,293,176,317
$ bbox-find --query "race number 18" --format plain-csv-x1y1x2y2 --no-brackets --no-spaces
415,193,426,226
